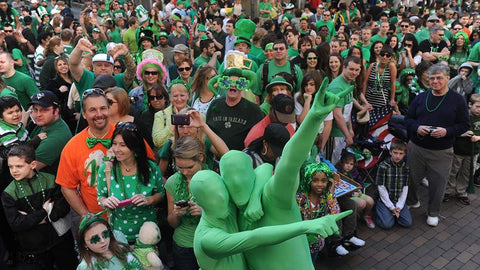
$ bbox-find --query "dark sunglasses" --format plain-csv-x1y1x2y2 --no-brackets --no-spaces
307,57,318,60
149,94,164,101
116,121,138,132
113,65,122,69
453,27,463,30
82,88,105,99
400,25,409,28
380,52,392,57
404,44,413,47
273,47,286,51
177,67,191,72
3,30,12,33
144,70,159,76
89,229,110,245
107,98,118,105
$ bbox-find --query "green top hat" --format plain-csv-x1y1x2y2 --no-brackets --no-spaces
234,19,256,47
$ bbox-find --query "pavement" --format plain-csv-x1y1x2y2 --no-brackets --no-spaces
315,185,480,270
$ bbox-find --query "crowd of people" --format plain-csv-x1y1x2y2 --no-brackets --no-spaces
0,0,479,268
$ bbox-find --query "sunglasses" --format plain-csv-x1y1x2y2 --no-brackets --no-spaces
177,67,191,72
144,70,159,76
3,30,12,33
218,76,248,91
89,229,110,245
404,44,412,47
438,34,445,37
400,25,409,28
453,27,463,30
380,52,392,57
307,57,317,60
429,20,439,23
82,88,105,99
149,94,164,100
107,98,118,105
273,47,286,51
116,121,138,131
114,65,122,70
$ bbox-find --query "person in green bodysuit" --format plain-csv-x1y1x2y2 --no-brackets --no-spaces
192,78,354,269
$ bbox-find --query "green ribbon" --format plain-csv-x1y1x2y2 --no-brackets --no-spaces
86,137,111,148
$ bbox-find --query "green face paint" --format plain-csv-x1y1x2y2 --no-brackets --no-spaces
89,229,110,245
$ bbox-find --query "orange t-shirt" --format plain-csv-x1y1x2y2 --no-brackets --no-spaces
56,123,155,214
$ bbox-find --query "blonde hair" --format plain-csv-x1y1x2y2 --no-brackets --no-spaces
105,87,130,116
173,136,205,162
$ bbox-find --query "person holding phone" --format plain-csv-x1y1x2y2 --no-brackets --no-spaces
97,122,165,244
165,136,207,270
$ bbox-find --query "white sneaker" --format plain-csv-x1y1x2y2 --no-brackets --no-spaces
346,236,365,247
408,201,421,209
426,216,439,227
336,245,349,256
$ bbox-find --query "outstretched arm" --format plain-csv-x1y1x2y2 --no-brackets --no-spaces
201,210,352,259
264,78,353,209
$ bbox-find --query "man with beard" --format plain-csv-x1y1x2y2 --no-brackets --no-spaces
156,31,174,66
194,38,221,68
206,69,263,150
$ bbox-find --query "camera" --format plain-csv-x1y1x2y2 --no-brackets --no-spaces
175,200,189,208
171,114,190,125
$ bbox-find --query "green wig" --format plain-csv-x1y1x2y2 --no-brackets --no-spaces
299,162,334,194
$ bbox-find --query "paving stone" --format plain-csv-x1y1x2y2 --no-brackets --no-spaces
417,254,435,267
434,231,451,241
466,243,480,255
442,249,460,261
389,261,408,270
412,236,428,247
431,257,449,269
453,242,471,253
456,251,474,263
372,250,390,261
445,259,465,270
460,261,480,270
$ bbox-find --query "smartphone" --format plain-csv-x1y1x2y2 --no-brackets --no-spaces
117,198,133,208
171,114,190,125
175,200,190,208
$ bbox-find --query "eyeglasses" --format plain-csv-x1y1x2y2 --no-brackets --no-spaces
144,70,159,76
307,57,317,60
107,98,118,105
177,67,191,72
82,88,105,99
437,33,445,37
113,65,122,70
218,76,248,91
3,30,12,33
453,27,463,30
428,20,439,23
380,52,392,57
429,75,445,81
89,229,110,245
400,25,409,28
404,44,412,47
273,47,286,51
149,94,164,100
116,121,138,131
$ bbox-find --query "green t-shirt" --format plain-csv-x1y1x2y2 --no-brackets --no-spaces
328,75,353,137
370,34,388,44
256,60,303,99
414,28,430,43
75,69,126,98
287,47,299,58
468,42,480,89
123,28,138,54
63,44,73,55
315,20,335,41
109,27,123,44
111,9,126,20
30,118,72,168
0,87,18,99
12,48,30,76
98,8,110,18
93,40,108,54
250,45,266,66
193,55,220,69
2,71,39,110
259,2,272,18
165,172,200,247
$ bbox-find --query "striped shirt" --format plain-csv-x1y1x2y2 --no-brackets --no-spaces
375,157,409,204
34,45,45,87
365,62,392,108
0,120,28,147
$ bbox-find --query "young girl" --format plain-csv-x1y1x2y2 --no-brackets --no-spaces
77,212,144,270
297,161,340,261
336,152,375,229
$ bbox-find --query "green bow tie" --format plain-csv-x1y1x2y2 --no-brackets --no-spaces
86,137,111,148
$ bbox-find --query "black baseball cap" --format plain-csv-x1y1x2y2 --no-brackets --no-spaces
28,90,59,107
271,94,295,124
263,123,290,157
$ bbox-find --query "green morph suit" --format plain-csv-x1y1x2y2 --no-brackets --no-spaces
191,78,353,270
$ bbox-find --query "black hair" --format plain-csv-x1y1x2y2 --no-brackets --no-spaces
111,122,150,186
200,38,214,51
0,96,21,118
7,144,36,163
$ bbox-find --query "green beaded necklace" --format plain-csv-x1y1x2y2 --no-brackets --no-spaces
15,176,46,211
425,90,448,113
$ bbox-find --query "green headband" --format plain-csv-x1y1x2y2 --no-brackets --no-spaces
300,162,334,193
79,210,108,231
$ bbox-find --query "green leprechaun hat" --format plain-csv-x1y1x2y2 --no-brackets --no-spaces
234,19,256,47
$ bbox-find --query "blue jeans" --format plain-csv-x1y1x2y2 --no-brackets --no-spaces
376,201,412,229
172,241,199,270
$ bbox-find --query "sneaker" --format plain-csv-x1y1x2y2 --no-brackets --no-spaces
426,216,439,227
421,178,429,187
364,215,375,229
336,245,349,256
346,236,365,247
408,201,421,209
458,196,470,205
443,193,451,202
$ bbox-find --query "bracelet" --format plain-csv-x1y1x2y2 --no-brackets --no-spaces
98,197,106,206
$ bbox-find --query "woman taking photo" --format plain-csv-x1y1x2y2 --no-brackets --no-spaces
363,46,398,116
165,136,205,270
97,122,164,244
77,212,143,269
152,83,190,149
399,33,420,70
189,66,217,115
47,55,76,133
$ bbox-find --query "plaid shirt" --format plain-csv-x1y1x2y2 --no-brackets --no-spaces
375,157,409,204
